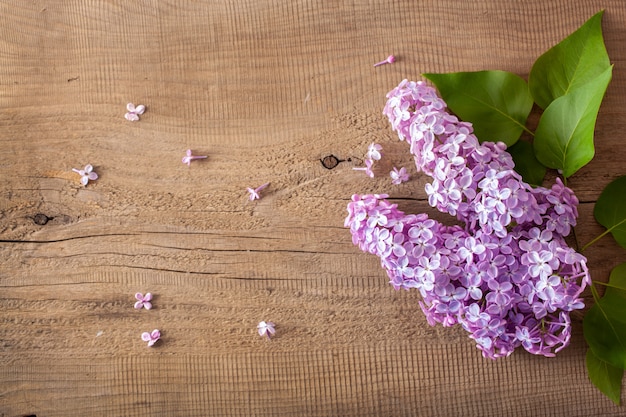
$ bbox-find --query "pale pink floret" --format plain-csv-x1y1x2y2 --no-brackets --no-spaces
182,149,208,166
125,103,145,121
390,167,410,185
72,164,98,186
141,329,160,347
247,183,270,201
367,143,383,161
134,292,152,310
353,158,375,178
374,55,396,67
257,321,276,339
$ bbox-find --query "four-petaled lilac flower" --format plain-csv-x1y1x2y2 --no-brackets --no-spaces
367,143,383,161
134,292,152,310
125,103,145,121
72,164,98,186
257,321,276,339
390,167,409,185
524,250,557,279
247,182,270,201
182,149,207,166
141,329,160,347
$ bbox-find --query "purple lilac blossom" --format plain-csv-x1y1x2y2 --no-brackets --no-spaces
345,80,590,359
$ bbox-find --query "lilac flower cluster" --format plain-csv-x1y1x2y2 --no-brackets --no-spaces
345,80,590,359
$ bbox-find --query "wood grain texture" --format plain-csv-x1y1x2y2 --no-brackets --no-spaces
1,0,625,415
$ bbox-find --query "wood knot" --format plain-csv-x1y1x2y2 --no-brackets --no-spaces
320,155,345,169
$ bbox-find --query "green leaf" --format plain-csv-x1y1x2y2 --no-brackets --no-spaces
533,65,612,177
594,175,626,250
529,10,611,109
586,349,623,405
422,70,533,146
584,263,626,370
507,140,547,186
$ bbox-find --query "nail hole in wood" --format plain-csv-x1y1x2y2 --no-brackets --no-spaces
33,214,50,225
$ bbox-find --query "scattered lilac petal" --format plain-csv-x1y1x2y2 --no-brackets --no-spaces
72,164,98,186
125,103,145,121
182,149,208,166
141,329,160,347
257,321,276,339
390,167,410,185
247,182,270,201
374,55,396,67
134,292,153,310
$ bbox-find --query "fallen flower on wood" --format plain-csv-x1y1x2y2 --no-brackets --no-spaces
125,103,145,121
72,164,98,186
374,55,396,67
247,183,270,201
367,143,383,161
141,329,161,347
353,158,374,178
134,292,152,310
257,321,275,339
182,149,207,166
390,166,409,185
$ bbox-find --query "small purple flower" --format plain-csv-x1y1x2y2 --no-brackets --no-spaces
390,167,409,185
373,55,395,67
134,292,152,310
72,164,98,186
353,158,374,178
125,103,145,121
367,143,383,161
247,182,270,201
141,329,160,347
182,149,208,166
523,250,557,279
257,321,275,339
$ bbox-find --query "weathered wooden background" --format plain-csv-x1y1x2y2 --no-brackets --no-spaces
1,0,625,416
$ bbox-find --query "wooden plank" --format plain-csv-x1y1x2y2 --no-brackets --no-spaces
1,0,625,415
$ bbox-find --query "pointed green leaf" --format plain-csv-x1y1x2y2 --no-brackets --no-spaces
594,175,626,250
583,263,626,370
533,65,612,177
529,10,611,109
422,70,533,146
507,140,547,186
586,349,623,405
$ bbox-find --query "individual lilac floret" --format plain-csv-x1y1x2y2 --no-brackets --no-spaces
134,292,152,310
125,103,145,121
257,321,276,339
141,329,160,347
374,55,396,67
72,164,98,186
367,143,383,161
353,158,375,178
390,167,409,185
182,149,207,166
247,183,270,201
